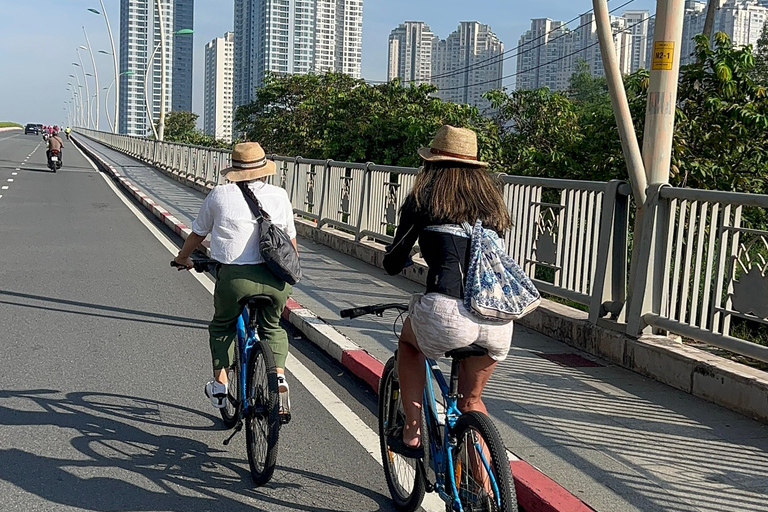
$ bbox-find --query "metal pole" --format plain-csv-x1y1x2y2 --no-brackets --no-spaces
702,0,718,40
76,50,91,128
104,81,114,133
98,0,119,133
72,70,84,127
592,0,648,206
83,28,100,131
144,43,161,140
155,0,168,141
643,0,685,185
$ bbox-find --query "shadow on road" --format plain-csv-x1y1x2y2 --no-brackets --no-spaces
0,289,208,330
0,389,393,511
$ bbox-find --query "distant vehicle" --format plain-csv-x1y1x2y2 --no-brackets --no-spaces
24,123,40,135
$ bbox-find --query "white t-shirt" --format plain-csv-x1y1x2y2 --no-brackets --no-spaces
192,181,297,265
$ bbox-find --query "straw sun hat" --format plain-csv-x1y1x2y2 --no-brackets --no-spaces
222,142,277,182
417,125,488,168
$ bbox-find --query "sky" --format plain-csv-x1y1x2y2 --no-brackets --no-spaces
0,0,658,129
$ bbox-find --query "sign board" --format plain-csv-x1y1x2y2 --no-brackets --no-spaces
652,42,675,71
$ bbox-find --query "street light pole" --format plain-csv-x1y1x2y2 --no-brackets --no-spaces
155,0,168,141
89,3,119,133
104,70,135,134
144,43,161,140
70,71,84,127
82,27,100,130
74,51,91,128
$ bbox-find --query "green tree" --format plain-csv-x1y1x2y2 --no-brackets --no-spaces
752,23,768,86
674,32,768,192
162,111,232,149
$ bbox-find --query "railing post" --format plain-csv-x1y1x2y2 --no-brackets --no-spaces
626,184,670,335
315,159,332,228
355,163,373,241
589,180,630,323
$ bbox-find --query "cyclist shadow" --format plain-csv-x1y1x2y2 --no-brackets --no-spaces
0,389,392,511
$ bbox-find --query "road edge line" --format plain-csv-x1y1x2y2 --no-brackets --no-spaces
72,134,598,512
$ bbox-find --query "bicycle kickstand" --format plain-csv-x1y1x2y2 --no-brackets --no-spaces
223,420,243,445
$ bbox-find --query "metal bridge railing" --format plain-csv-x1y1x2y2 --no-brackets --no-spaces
74,128,768,363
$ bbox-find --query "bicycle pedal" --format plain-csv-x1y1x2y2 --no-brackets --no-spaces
223,420,243,445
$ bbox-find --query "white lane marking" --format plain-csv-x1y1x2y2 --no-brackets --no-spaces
15,168,20,171
87,148,444,512
7,179,13,182
0,195,3,198
2,186,8,190
12,172,17,176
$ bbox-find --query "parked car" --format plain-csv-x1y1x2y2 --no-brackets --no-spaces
25,123,40,135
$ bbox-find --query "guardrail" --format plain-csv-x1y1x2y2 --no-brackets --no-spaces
75,128,768,364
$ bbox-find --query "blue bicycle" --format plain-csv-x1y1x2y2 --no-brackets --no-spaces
340,303,517,512
172,258,281,486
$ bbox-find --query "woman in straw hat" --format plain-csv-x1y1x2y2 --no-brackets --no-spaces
382,125,514,457
175,142,296,417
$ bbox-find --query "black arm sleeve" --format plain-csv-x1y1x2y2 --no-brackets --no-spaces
383,202,420,276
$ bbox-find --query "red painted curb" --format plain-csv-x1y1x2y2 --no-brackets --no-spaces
340,349,385,392
75,135,596,512
511,460,597,512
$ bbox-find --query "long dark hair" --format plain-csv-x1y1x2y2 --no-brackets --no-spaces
403,161,511,233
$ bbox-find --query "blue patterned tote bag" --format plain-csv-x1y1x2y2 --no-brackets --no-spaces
423,221,541,321
464,220,540,321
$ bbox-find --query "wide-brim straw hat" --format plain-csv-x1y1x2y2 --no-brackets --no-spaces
222,142,277,182
417,125,488,168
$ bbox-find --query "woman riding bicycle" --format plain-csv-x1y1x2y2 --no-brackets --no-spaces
174,141,297,417
382,125,513,457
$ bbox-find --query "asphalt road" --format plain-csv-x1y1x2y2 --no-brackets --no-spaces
0,133,423,511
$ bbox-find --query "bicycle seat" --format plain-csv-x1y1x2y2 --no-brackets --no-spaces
445,344,488,360
238,295,275,309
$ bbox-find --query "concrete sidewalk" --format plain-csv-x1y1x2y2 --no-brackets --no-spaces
75,135,768,512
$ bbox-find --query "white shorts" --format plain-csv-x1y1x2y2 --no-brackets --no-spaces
409,293,514,361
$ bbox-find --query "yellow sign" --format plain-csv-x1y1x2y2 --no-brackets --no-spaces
652,42,675,70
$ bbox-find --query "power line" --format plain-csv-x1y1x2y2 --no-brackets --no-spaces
435,13,656,93
417,0,638,84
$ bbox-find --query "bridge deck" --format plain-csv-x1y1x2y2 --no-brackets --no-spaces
76,135,768,512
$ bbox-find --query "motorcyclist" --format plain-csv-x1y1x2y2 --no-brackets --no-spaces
47,130,64,167
65,126,71,140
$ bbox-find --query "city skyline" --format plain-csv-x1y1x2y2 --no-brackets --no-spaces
204,31,235,142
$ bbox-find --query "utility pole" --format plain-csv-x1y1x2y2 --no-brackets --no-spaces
702,0,718,39
155,0,168,141
643,0,685,185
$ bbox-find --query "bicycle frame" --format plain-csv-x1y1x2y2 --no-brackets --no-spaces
234,305,259,419
422,358,502,511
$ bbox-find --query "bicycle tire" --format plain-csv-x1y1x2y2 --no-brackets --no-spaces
450,411,517,512
245,340,280,486
379,356,426,512
220,347,240,428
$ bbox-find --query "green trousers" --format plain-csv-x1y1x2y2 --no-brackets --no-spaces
209,264,292,370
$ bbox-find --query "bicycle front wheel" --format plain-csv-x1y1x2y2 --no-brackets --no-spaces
379,356,426,512
450,411,517,512
220,345,240,428
245,340,280,486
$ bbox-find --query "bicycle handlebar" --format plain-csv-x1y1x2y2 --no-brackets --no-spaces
339,303,408,319
170,259,219,273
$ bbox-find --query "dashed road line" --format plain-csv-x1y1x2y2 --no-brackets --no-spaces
2,186,8,190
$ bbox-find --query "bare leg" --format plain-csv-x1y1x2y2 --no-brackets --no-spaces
397,318,425,448
457,355,497,493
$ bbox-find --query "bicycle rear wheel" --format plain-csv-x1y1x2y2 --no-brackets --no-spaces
379,356,426,512
245,340,280,486
220,346,240,428
450,411,517,512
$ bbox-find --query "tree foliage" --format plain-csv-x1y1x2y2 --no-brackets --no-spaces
234,73,498,167
162,111,231,149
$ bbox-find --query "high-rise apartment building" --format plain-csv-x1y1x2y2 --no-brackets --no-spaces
679,0,768,65
119,0,189,136
172,0,194,112
432,22,504,110
119,0,149,135
387,21,435,84
515,10,650,92
233,0,364,110
204,32,235,142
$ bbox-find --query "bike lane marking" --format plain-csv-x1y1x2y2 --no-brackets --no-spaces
74,138,445,512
